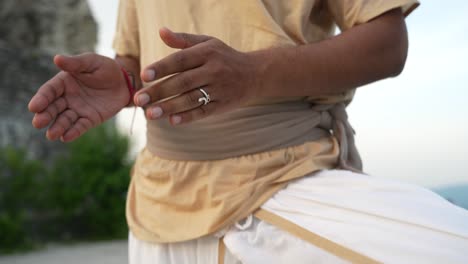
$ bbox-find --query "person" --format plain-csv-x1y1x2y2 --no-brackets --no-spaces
28,0,468,263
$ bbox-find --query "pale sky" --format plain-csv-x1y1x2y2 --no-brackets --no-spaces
87,0,468,188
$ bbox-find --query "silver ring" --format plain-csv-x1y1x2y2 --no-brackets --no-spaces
197,88,211,105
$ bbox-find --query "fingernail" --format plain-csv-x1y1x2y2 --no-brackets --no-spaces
151,107,163,119
137,93,150,106
144,69,156,81
171,115,182,125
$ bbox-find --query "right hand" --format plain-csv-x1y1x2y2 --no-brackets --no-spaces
28,53,130,142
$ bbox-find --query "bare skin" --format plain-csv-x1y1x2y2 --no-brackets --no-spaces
28,53,130,142
29,8,407,141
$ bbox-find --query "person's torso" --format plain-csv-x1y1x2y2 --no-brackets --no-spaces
132,0,352,159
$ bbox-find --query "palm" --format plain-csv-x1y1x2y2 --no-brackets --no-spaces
28,53,129,142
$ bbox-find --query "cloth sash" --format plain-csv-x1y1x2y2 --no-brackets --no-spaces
146,100,362,172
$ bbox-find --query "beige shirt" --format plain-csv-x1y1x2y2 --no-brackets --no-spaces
113,0,419,243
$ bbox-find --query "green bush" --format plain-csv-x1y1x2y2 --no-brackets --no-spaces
46,123,132,240
0,122,132,253
0,147,45,253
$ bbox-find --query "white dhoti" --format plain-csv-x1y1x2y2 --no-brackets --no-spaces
129,170,468,264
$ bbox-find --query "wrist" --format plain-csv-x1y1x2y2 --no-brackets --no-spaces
115,55,142,106
247,49,271,98
121,67,136,106
248,47,290,98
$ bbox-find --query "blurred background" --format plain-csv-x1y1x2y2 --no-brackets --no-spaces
0,0,131,262
0,0,467,263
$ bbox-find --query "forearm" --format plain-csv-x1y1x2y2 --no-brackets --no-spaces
115,55,142,105
132,12,408,125
253,8,408,98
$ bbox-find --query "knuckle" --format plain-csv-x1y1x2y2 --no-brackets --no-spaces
207,38,221,46
210,61,224,75
55,97,63,109
213,39,225,49
186,91,200,106
45,83,59,103
63,115,73,127
211,40,225,53
64,110,77,125
203,44,217,57
69,127,80,138
75,122,85,135
195,105,208,119
173,52,187,68
82,118,93,130
154,62,165,75
49,104,58,117
36,92,50,106
179,74,193,90
203,41,222,57
180,113,191,123
157,104,171,116
196,105,208,117
44,111,54,122
57,98,67,111
56,120,68,131
142,85,159,102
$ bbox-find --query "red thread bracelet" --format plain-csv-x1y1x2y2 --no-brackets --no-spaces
121,67,136,105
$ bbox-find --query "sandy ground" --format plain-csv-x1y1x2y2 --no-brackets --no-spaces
0,240,127,264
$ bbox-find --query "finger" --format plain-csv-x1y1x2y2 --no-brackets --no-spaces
141,46,206,83
169,101,217,125
146,88,210,119
135,67,209,106
54,53,101,73
61,118,94,142
159,27,212,49
46,109,78,141
32,97,68,129
28,73,66,113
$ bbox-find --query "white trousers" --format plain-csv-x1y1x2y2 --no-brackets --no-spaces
129,170,468,264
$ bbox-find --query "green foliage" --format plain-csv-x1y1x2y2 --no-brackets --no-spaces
0,122,132,253
0,147,44,253
46,123,132,239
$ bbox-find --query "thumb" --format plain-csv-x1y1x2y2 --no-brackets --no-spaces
54,53,100,73
159,27,212,49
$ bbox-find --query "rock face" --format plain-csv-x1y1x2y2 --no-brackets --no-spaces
0,0,97,55
0,0,97,161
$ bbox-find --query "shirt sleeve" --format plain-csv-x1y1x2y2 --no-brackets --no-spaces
326,0,420,31
112,0,140,58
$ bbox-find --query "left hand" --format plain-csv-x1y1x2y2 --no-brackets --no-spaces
134,27,260,125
